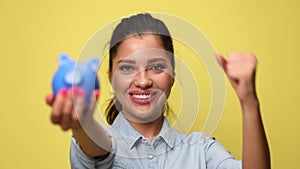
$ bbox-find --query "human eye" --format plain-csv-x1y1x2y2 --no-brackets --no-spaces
148,63,167,72
118,65,134,73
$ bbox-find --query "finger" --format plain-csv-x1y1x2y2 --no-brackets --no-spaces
62,88,75,116
71,109,80,130
216,53,240,88
61,88,75,131
51,88,67,124
45,94,55,106
73,88,86,124
216,54,227,69
226,52,257,79
88,91,98,114
216,54,234,82
94,89,100,101
61,115,72,131
71,88,86,129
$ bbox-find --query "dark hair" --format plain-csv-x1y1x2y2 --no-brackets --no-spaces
105,13,175,125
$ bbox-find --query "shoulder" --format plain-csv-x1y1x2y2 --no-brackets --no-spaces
170,130,220,152
177,131,232,154
181,131,216,146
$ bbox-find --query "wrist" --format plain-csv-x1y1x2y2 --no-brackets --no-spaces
240,96,260,114
72,117,97,133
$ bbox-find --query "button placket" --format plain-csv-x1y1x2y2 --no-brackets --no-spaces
147,147,157,169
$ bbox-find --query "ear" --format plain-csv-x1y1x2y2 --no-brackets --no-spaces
87,57,100,72
58,53,73,66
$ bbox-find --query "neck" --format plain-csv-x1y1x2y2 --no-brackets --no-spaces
127,115,164,141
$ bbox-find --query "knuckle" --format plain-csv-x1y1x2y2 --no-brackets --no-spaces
51,117,60,124
63,103,73,116
72,114,80,123
61,125,69,131
51,111,61,123
61,118,71,131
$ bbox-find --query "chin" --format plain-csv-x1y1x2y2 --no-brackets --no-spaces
124,108,163,123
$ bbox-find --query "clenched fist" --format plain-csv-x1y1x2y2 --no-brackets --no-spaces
217,52,258,104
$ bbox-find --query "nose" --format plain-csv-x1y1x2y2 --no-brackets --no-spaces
133,70,152,88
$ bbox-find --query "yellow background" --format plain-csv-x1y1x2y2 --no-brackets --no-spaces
1,0,299,168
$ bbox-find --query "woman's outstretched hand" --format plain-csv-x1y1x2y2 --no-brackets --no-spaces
45,86,99,131
46,87,110,158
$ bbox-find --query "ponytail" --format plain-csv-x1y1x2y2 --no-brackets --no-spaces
105,97,121,125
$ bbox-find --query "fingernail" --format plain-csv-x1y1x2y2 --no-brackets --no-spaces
46,94,53,101
94,90,100,100
216,54,225,68
60,88,68,97
77,88,85,97
70,86,78,95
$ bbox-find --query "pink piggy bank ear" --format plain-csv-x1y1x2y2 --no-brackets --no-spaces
87,57,100,72
58,53,73,66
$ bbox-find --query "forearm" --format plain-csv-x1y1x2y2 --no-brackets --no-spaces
241,98,270,169
72,119,111,158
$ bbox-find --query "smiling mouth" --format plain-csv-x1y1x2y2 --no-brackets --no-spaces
129,91,159,104
132,94,151,99
130,91,158,98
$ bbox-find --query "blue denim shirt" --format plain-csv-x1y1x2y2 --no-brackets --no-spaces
70,113,242,169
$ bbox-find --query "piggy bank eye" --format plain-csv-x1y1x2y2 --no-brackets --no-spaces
65,72,82,85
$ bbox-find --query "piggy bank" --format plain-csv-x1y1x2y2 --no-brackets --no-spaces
52,53,100,105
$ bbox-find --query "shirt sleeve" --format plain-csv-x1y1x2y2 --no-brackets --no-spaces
69,136,115,169
205,137,242,169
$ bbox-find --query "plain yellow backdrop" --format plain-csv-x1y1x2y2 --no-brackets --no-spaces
1,0,299,168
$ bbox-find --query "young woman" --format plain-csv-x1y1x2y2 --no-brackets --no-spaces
46,13,270,169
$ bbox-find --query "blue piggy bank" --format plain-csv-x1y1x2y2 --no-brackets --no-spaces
52,53,100,105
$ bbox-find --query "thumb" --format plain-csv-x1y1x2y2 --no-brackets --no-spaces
216,54,238,88
216,54,227,70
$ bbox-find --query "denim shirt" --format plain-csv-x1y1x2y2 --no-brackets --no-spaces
70,113,242,169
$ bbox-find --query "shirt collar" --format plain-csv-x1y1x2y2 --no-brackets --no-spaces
157,117,179,149
111,112,142,148
111,112,185,149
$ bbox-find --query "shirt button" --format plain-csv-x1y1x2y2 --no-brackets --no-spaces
142,140,150,145
148,154,154,159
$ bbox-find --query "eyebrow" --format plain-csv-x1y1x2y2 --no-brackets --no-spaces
147,58,167,64
117,59,136,64
117,58,167,64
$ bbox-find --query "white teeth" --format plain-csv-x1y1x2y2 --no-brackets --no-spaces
132,94,150,99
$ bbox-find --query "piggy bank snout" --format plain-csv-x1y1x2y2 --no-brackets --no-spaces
64,72,82,85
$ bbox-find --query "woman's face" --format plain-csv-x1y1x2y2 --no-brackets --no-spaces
110,35,174,123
